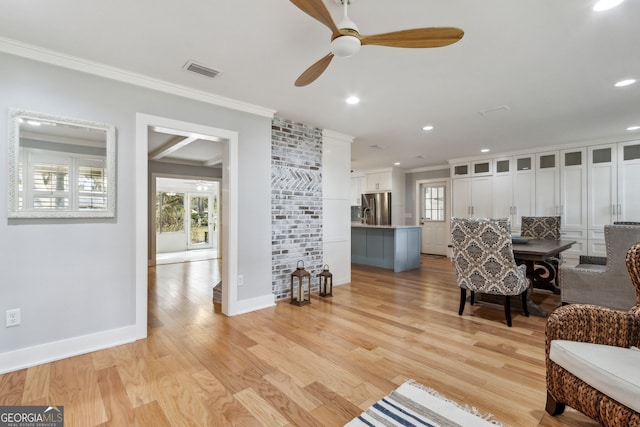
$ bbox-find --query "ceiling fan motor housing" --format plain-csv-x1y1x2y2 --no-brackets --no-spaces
331,34,361,57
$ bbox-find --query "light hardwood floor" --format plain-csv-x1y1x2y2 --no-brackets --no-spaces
0,257,600,427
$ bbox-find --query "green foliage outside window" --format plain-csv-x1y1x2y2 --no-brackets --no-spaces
156,192,185,233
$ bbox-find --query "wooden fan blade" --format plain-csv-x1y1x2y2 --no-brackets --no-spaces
360,27,464,48
295,53,334,87
290,0,340,37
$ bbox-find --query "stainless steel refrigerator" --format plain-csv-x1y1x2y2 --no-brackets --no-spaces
361,192,392,225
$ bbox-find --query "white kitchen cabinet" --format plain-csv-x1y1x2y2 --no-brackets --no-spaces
492,155,535,229
587,141,640,226
535,151,560,217
587,140,640,255
617,141,640,222
451,159,493,178
560,148,587,230
366,172,392,192
533,148,587,257
450,140,637,260
350,176,366,205
452,176,492,218
588,144,617,229
359,169,406,225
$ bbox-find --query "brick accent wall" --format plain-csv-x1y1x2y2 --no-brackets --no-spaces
271,117,323,300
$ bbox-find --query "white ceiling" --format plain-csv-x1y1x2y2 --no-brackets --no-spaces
1,0,638,171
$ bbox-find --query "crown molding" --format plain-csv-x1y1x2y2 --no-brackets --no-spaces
323,129,354,143
0,37,276,119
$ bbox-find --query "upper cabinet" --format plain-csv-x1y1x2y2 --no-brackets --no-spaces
350,175,366,205
586,140,640,256
492,155,535,228
559,148,587,230
450,159,492,178
534,151,560,217
366,172,393,192
533,148,587,228
588,141,640,229
451,159,494,219
618,141,640,222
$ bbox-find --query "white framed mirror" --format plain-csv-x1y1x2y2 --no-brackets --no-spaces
7,109,116,218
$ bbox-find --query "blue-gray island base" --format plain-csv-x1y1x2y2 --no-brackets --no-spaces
351,225,421,272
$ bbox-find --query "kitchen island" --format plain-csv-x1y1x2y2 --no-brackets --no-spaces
351,224,421,272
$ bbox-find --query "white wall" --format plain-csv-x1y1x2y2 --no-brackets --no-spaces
0,51,274,372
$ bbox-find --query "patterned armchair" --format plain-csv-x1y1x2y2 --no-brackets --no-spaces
545,242,640,426
520,216,562,291
521,216,561,240
450,218,530,327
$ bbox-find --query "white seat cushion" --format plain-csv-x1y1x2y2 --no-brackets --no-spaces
550,340,640,412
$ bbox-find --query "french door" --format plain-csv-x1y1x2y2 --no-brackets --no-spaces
187,194,214,250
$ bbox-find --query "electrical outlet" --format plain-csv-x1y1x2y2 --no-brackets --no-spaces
237,275,244,287
6,309,20,327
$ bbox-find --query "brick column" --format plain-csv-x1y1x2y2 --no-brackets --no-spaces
271,117,323,300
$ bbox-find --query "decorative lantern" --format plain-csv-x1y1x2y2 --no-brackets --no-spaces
290,260,311,306
317,264,333,298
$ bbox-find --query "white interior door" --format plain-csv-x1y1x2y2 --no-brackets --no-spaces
418,181,449,255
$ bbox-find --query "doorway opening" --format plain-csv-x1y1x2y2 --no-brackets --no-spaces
135,113,239,338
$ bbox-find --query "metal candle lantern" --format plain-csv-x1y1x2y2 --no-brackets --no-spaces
317,264,333,297
290,260,311,306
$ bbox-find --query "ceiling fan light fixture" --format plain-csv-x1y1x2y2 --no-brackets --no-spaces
331,35,361,57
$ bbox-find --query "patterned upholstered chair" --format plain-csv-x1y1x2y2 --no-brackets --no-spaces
520,216,562,291
545,242,640,426
450,218,530,327
521,216,561,240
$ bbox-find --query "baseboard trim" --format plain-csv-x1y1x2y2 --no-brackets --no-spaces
0,325,138,374
229,294,275,316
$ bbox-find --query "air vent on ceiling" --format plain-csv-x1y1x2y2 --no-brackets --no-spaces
478,105,511,117
183,60,221,79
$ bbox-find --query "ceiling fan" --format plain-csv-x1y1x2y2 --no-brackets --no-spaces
290,0,464,87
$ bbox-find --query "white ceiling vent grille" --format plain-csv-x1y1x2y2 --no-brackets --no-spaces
183,60,220,79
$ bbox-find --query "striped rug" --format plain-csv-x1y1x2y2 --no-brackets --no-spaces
345,380,507,427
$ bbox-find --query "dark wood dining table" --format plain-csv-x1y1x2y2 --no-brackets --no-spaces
477,238,576,317
512,238,576,293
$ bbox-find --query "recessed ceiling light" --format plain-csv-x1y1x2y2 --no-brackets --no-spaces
481,148,490,153
393,162,401,166
615,79,637,87
422,125,434,131
628,125,640,131
593,0,624,11
346,96,360,105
